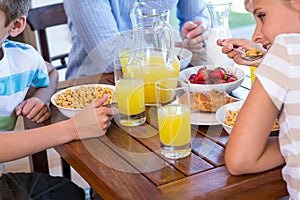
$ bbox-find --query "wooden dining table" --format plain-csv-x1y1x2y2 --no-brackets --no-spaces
25,71,288,200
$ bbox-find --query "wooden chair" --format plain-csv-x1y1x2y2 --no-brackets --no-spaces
25,3,71,180
26,3,68,70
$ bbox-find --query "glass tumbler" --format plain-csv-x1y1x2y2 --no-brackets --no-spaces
113,55,146,126
156,78,191,159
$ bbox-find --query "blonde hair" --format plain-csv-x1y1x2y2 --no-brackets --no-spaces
0,0,31,27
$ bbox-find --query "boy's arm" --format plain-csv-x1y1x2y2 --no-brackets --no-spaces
15,62,59,123
1,96,116,163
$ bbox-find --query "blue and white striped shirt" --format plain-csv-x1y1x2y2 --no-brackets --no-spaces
0,40,49,131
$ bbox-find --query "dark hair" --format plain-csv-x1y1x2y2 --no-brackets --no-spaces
0,0,31,27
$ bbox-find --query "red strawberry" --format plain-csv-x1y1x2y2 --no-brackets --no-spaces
227,76,237,83
218,68,227,80
189,75,196,83
195,68,208,81
196,80,207,84
209,70,222,81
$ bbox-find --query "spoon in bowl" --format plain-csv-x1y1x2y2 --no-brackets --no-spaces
177,38,191,60
233,47,264,61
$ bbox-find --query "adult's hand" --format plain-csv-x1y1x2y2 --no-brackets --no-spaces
181,20,207,54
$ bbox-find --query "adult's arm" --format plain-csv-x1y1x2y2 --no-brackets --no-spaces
176,0,210,54
176,0,210,31
64,0,119,56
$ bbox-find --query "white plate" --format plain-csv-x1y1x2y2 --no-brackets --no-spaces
190,111,220,125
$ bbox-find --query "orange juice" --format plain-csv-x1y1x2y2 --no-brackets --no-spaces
143,56,180,105
118,53,180,105
116,78,145,115
158,104,191,146
143,56,180,72
250,66,256,85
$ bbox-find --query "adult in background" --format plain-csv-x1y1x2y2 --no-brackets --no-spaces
63,0,210,79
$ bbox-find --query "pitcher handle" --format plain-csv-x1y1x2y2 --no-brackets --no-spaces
153,21,175,65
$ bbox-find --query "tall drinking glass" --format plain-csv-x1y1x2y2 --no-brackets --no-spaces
250,66,256,84
113,56,146,126
156,78,191,159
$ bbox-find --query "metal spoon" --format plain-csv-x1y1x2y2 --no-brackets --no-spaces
177,38,191,60
178,22,201,59
233,48,263,61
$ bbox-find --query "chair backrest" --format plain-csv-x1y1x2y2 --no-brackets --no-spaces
27,3,68,70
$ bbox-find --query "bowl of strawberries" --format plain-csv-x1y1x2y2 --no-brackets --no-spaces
179,65,245,93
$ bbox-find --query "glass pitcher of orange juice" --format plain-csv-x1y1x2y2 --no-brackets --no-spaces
130,21,179,105
117,20,179,105
127,1,179,105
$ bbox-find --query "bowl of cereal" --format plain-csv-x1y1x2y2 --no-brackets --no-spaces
216,101,279,134
215,101,243,134
51,84,115,118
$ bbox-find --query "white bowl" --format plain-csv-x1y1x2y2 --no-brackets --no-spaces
174,47,192,70
179,65,245,93
215,101,244,134
51,84,115,118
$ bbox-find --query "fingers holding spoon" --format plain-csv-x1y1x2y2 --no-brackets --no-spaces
233,47,264,61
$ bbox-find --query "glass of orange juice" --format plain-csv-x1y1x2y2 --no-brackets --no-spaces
113,55,146,126
250,66,256,85
156,78,191,159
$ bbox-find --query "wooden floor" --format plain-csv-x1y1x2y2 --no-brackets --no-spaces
5,116,89,190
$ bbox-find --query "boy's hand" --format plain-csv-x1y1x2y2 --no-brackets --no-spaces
73,95,118,140
15,97,50,123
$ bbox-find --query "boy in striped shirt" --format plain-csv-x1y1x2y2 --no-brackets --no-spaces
0,0,87,199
